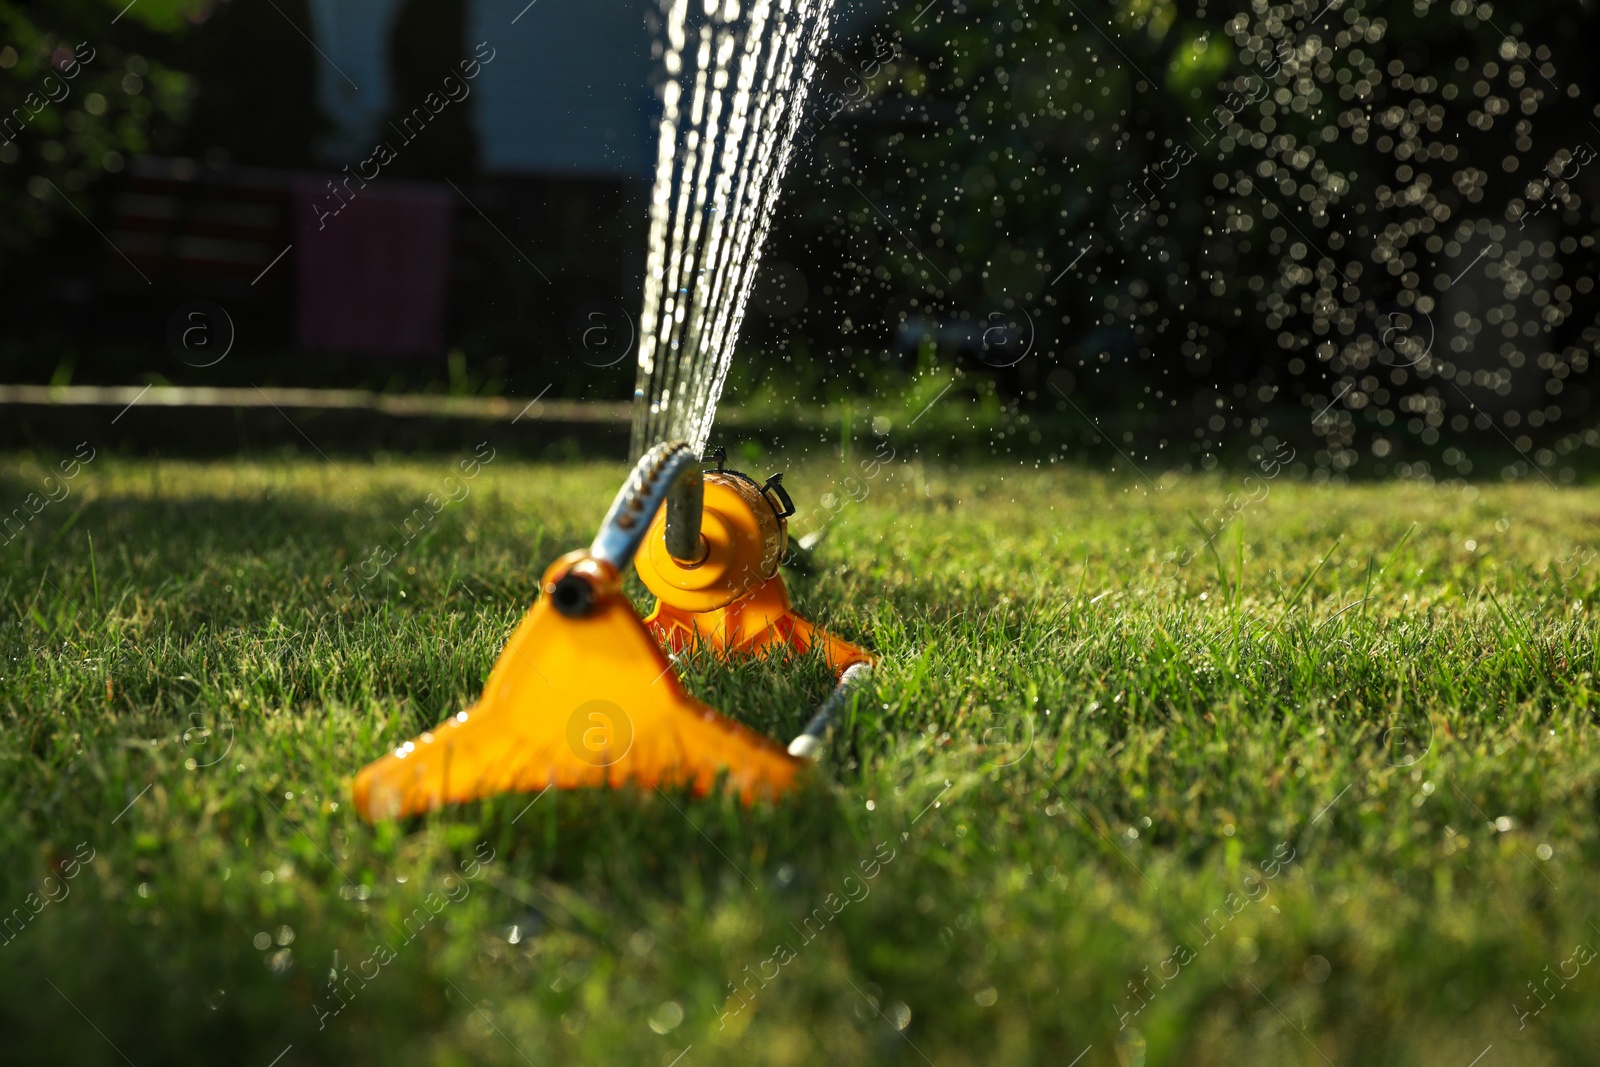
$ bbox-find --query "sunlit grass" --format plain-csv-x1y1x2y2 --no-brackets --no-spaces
1,452,1598,1065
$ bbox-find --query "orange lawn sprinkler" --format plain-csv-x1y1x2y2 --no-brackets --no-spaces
352,442,876,821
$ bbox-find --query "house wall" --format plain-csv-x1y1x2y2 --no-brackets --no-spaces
467,0,654,177
306,0,408,162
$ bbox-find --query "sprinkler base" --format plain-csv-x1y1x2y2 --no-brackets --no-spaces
644,573,873,676
351,549,802,822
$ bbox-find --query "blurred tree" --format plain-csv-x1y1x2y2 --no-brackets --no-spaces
382,0,477,178
163,0,328,167
0,0,192,266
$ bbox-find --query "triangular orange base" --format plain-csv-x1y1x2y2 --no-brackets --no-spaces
352,558,801,821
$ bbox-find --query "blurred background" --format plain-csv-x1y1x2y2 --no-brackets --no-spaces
5,0,1600,479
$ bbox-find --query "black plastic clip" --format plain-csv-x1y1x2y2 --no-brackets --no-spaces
763,472,796,518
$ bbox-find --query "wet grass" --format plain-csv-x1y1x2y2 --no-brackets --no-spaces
2,451,1599,1065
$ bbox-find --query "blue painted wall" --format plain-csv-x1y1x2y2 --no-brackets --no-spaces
309,0,654,179
470,0,654,177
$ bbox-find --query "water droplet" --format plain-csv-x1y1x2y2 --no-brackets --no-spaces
648,1001,685,1034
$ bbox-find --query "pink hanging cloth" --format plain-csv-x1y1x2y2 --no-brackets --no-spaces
292,177,452,357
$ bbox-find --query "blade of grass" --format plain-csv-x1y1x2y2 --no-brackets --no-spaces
88,531,100,616
1484,587,1535,661
1276,537,1341,628
1188,513,1230,596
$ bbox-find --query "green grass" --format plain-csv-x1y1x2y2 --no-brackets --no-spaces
3,451,1600,1066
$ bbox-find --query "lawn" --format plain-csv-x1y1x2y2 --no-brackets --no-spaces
2,449,1600,1066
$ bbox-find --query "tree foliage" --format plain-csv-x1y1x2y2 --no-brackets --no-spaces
0,0,193,265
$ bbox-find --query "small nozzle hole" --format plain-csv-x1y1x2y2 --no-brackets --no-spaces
550,573,596,617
